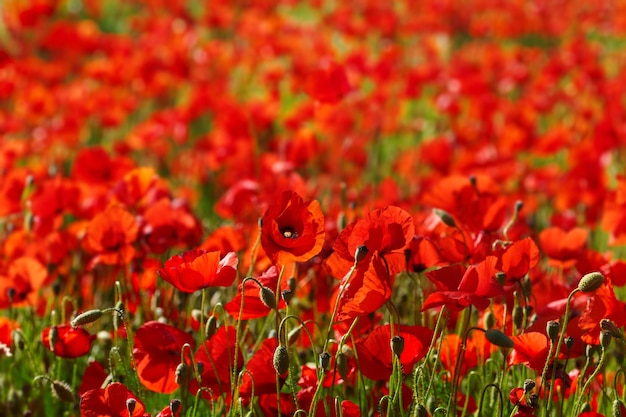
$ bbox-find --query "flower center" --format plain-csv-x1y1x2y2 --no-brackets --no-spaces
280,226,299,239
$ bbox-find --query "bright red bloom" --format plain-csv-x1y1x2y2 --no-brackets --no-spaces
158,249,237,293
141,197,202,254
239,338,285,403
79,361,109,396
354,324,433,381
304,61,350,104
497,237,540,283
578,281,626,345
422,256,502,312
406,236,445,273
133,321,195,393
79,382,146,417
0,256,49,309
539,226,587,268
509,387,537,417
83,205,139,266
325,206,415,321
42,324,93,358
508,332,550,371
260,190,325,266
190,325,242,399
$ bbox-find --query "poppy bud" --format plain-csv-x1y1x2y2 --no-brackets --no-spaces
336,352,348,380
484,312,495,330
195,361,204,377
319,351,331,371
273,345,289,375
175,363,190,386
496,272,507,287
48,326,58,353
205,316,217,340
354,245,369,264
601,319,623,340
523,379,536,393
341,344,354,359
613,400,625,417
528,394,539,408
485,329,514,348
578,272,605,293
281,289,294,304
51,380,74,403
113,301,125,331
521,276,532,298
514,200,524,213
170,399,182,414
601,331,612,349
565,336,574,351
513,306,524,330
126,398,137,414
260,286,277,310
434,209,456,228
391,335,405,357
546,321,560,342
71,310,103,328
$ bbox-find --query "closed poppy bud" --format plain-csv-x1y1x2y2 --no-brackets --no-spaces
578,272,605,293
354,245,369,264
485,329,515,348
51,380,74,403
273,345,289,375
281,289,294,304
391,335,405,357
601,331,612,349
546,321,560,342
484,312,495,330
434,209,456,228
319,351,331,371
175,363,190,386
71,310,103,328
513,306,524,330
260,286,277,310
565,336,574,351
601,319,623,340
205,316,217,340
523,379,536,393
170,399,181,414
336,352,348,380
48,326,58,353
126,398,137,414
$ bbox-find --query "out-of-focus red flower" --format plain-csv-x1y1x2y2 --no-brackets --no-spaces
79,361,109,396
0,256,49,308
190,325,242,400
438,331,495,376
0,317,17,356
325,206,415,321
79,382,146,417
578,281,626,345
304,61,350,104
83,205,139,266
539,226,587,268
42,324,93,358
260,190,325,266
355,324,433,381
224,266,289,320
497,237,540,284
158,249,237,293
133,321,195,393
422,256,502,312
508,332,550,371
141,198,202,254
601,175,626,245
406,236,445,273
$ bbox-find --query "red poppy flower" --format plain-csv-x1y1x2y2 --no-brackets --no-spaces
158,249,237,293
189,325,242,399
79,361,109,396
79,382,146,417
133,321,195,393
325,206,415,321
0,256,49,309
42,324,94,358
83,205,139,266
578,281,626,345
260,190,325,266
538,226,587,268
508,332,550,372
438,331,495,376
497,237,540,284
224,266,289,320
422,256,502,312
303,61,350,104
239,338,285,403
354,324,433,381
141,198,202,254
406,236,445,273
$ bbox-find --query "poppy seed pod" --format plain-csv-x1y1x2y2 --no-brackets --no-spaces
71,310,103,328
485,329,515,348
578,271,605,293
273,345,289,375
546,321,560,342
51,380,74,403
260,286,277,310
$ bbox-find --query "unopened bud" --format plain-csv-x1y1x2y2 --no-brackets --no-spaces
205,316,217,340
354,245,369,264
175,363,190,386
578,272,605,293
336,352,348,380
191,309,203,323
273,345,289,375
319,351,331,371
391,335,405,357
546,321,560,342
51,380,74,403
281,289,294,304
49,326,58,353
565,336,574,351
434,209,456,228
170,399,181,414
485,329,515,348
113,301,125,331
71,310,103,328
601,331,613,349
484,312,495,330
260,286,277,310
601,319,623,340
523,379,536,393
513,306,524,330
126,398,136,414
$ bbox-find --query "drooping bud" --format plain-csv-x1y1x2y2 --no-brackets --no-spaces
484,312,495,330
170,399,182,415
523,379,536,393
601,331,613,349
336,352,348,380
434,209,456,228
175,363,190,386
260,286,277,310
513,306,524,330
281,289,294,304
191,309,203,323
319,351,331,371
485,329,515,348
71,310,103,328
51,380,74,403
546,321,560,342
354,245,369,264
273,345,289,375
578,272,605,293
601,319,623,340
205,315,217,340
126,398,137,414
391,335,405,358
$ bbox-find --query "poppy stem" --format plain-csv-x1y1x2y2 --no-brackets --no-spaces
447,308,475,417
572,343,608,415
422,306,449,402
477,383,503,417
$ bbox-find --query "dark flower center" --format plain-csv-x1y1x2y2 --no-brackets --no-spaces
280,226,299,239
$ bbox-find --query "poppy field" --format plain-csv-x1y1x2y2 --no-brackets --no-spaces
3,0,626,416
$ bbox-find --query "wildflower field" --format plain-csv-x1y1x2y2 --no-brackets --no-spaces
3,1,626,416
